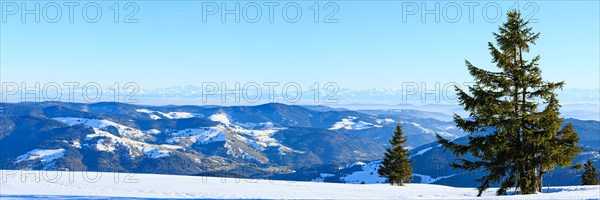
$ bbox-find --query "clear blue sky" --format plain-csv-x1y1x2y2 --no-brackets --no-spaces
1,1,599,91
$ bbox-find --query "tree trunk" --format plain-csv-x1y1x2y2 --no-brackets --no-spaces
538,169,544,193
547,172,551,193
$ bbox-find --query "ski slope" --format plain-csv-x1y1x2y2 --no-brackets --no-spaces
0,170,598,199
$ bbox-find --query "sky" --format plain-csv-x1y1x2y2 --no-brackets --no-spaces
1,0,599,92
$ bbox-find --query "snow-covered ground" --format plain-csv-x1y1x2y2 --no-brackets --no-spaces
0,170,598,199
329,116,382,130
51,117,183,159
53,117,147,140
340,161,386,184
15,149,66,164
135,109,202,120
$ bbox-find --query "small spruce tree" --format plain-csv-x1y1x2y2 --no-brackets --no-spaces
378,124,413,186
582,160,599,185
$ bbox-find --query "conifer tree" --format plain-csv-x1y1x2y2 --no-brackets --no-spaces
378,124,413,186
436,10,580,196
582,160,599,185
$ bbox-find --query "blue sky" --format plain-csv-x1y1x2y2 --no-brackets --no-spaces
1,1,599,91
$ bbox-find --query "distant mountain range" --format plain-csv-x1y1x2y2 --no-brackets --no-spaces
4,86,597,105
131,86,600,104
5,86,597,120
0,102,597,188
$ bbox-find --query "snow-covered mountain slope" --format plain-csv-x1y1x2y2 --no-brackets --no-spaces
1,103,389,176
14,149,66,168
135,108,202,120
329,116,383,130
52,117,183,159
1,170,598,199
1,102,598,187
53,117,147,140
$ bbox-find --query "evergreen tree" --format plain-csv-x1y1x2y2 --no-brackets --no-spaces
436,10,580,196
378,124,413,186
582,160,599,185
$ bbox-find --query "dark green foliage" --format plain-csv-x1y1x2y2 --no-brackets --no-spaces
0,115,16,140
378,124,413,186
582,160,599,185
437,10,581,196
54,147,87,171
273,127,385,167
136,153,203,175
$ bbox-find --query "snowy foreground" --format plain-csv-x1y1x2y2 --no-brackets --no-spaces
0,171,598,199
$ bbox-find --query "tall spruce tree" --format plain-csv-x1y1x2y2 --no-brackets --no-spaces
378,124,413,186
436,10,580,196
582,160,599,185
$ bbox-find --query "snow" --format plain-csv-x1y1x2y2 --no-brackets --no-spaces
227,121,297,155
444,126,456,131
135,109,162,120
165,127,227,145
62,140,81,148
410,122,434,133
2,170,597,199
347,161,366,168
340,161,386,184
236,148,256,161
15,149,66,164
145,129,161,135
163,111,196,119
209,112,231,125
159,144,183,150
398,121,458,139
165,116,297,155
580,151,600,160
233,127,283,150
92,138,116,152
312,173,335,182
436,131,458,138
135,109,201,120
53,117,146,140
412,147,433,157
80,127,177,159
202,113,296,155
374,118,396,124
410,145,441,158
243,153,255,160
413,173,458,184
53,115,295,159
72,141,81,148
235,121,275,129
341,160,457,185
149,115,162,120
242,136,264,151
141,147,170,158
329,116,382,130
